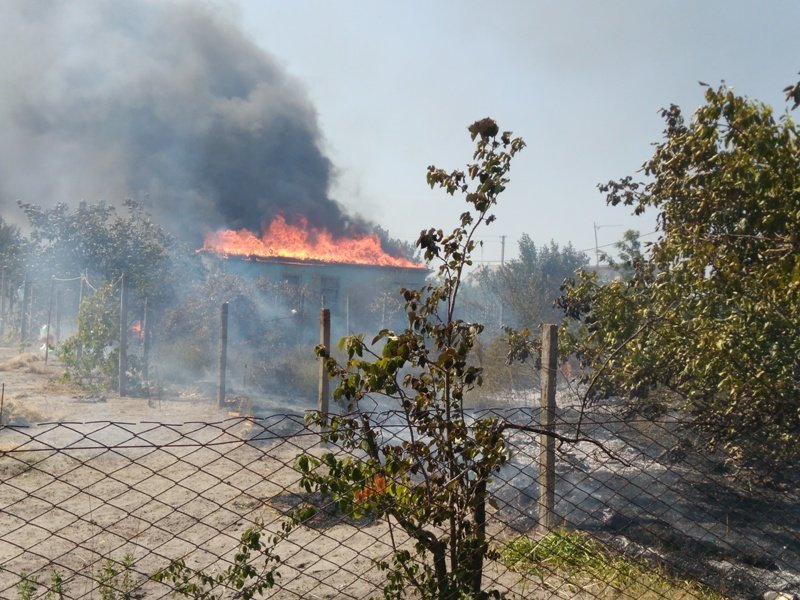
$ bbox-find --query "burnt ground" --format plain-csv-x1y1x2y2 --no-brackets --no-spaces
494,402,800,599
1,346,798,599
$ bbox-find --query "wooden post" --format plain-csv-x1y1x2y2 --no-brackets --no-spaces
19,276,29,343
142,297,150,383
118,274,128,396
345,294,350,335
76,272,85,361
27,284,35,342
0,267,5,338
55,290,61,344
538,323,558,531
217,302,229,407
318,308,331,417
45,277,54,365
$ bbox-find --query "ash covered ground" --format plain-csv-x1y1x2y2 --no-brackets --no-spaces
0,347,797,599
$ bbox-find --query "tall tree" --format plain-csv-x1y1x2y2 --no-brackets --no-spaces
20,199,173,301
0,216,26,323
560,81,800,471
478,235,588,329
297,118,527,598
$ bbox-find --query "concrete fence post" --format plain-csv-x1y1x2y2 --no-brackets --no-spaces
538,323,558,532
218,302,229,407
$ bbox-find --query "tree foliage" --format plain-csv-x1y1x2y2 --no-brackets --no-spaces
560,81,800,471
603,229,644,279
0,217,24,275
478,236,588,330
0,216,26,325
20,199,175,390
20,198,173,302
295,118,526,599
58,281,124,388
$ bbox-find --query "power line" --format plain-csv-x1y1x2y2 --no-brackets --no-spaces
578,229,658,255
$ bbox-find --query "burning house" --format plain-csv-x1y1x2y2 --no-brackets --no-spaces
199,215,428,337
1,0,431,350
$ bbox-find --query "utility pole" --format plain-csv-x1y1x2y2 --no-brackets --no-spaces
593,223,623,266
593,222,600,266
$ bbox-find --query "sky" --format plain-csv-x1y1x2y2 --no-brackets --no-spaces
235,0,800,264
1,1,797,266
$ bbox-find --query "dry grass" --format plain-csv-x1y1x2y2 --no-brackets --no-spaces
0,352,48,374
0,399,48,426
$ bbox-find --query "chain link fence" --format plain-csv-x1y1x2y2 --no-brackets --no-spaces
0,400,797,599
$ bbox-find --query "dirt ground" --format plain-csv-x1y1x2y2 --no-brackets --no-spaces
0,345,378,599
0,347,536,600
2,346,797,600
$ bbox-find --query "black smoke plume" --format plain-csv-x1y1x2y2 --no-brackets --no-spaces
0,1,361,241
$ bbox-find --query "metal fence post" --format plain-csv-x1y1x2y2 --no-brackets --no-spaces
539,323,558,531
218,302,229,407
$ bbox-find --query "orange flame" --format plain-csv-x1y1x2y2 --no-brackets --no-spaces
129,320,144,340
202,215,424,269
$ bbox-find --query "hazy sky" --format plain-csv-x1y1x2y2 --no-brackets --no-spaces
1,2,797,265
236,0,799,264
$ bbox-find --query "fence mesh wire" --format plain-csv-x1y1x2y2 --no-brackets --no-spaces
0,402,798,599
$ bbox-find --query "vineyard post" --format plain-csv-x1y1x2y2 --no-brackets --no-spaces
217,302,229,407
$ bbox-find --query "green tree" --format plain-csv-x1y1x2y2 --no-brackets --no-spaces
296,118,526,599
59,281,122,388
20,198,173,302
0,216,26,332
21,199,174,390
560,81,800,471
608,229,643,278
478,236,588,329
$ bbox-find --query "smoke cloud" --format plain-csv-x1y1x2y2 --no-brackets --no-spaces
0,1,359,241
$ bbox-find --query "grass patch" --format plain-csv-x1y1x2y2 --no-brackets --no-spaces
500,528,726,599
0,352,45,373
1,399,47,426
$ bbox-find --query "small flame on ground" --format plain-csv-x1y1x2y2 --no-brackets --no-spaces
130,321,144,340
201,215,424,269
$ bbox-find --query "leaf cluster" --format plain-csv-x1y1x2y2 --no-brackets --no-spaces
58,281,125,388
476,235,589,330
19,199,173,302
561,81,800,472
152,506,314,600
